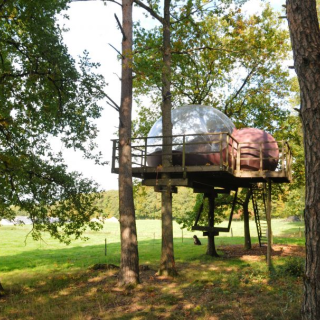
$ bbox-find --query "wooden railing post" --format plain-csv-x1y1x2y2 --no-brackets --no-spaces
286,142,292,180
182,135,186,168
259,142,263,171
231,137,235,172
289,145,292,180
144,137,148,167
237,144,241,171
226,134,229,168
219,133,223,169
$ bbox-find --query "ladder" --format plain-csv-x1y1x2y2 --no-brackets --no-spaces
251,184,268,247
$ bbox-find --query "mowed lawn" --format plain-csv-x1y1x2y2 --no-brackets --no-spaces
0,219,305,320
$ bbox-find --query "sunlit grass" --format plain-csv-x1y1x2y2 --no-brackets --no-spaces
0,219,304,282
0,219,304,319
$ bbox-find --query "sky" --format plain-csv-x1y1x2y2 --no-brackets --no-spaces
58,0,286,191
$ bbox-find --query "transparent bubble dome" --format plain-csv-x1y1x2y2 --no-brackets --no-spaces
147,105,235,154
146,105,279,171
148,104,234,138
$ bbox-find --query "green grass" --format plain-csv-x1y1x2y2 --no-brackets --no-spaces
0,219,305,284
0,219,305,320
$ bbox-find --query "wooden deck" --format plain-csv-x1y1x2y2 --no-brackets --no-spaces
111,132,292,190
112,133,291,250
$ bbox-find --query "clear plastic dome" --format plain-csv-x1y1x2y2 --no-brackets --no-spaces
147,105,235,153
148,105,234,137
145,105,279,171
146,105,235,166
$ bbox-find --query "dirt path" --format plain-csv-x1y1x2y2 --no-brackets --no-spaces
219,244,305,261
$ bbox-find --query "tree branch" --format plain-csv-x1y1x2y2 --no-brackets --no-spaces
71,0,122,5
108,43,124,59
170,3,216,25
107,0,122,7
0,0,8,12
106,94,120,112
114,13,126,41
113,72,121,81
236,199,244,206
224,67,257,114
133,0,164,24
172,46,240,55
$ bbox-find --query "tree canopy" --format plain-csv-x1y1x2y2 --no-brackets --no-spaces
96,185,303,220
133,4,293,134
0,0,107,243
131,2,305,229
132,3,305,191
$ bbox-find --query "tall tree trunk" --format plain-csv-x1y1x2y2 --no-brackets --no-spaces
118,0,139,285
266,180,272,269
0,281,4,296
159,0,177,276
160,189,177,275
286,1,320,317
206,194,219,257
243,188,252,250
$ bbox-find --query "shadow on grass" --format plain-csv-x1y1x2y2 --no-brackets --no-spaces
0,235,241,271
0,251,303,320
0,242,122,274
0,235,304,274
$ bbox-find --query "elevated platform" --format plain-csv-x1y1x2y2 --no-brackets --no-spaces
111,132,290,251
111,132,292,189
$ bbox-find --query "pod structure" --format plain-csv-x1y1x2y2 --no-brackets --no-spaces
146,105,279,171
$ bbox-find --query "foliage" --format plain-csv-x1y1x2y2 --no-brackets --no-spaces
98,186,197,220
132,1,306,201
277,256,305,278
96,183,304,220
0,0,107,243
176,192,235,230
283,187,305,218
133,4,293,132
273,76,305,188
271,105,305,219
132,103,160,138
95,190,119,218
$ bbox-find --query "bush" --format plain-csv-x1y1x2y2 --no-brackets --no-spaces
278,257,305,277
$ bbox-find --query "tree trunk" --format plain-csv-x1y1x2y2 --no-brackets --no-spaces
266,180,272,270
286,1,320,317
118,0,139,286
243,188,252,250
0,281,4,296
159,189,177,275
206,194,219,257
159,0,177,276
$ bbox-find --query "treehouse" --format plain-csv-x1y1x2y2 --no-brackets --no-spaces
111,105,292,254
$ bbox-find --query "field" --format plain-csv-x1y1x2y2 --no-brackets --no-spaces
0,219,305,319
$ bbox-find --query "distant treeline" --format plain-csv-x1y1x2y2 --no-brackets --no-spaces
8,186,304,221
96,186,305,220
96,187,196,220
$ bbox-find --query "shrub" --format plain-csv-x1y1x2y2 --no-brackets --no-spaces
278,257,305,277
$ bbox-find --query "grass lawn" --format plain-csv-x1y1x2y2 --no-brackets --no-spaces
0,219,305,319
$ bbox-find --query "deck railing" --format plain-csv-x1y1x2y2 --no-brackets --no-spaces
111,133,292,178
